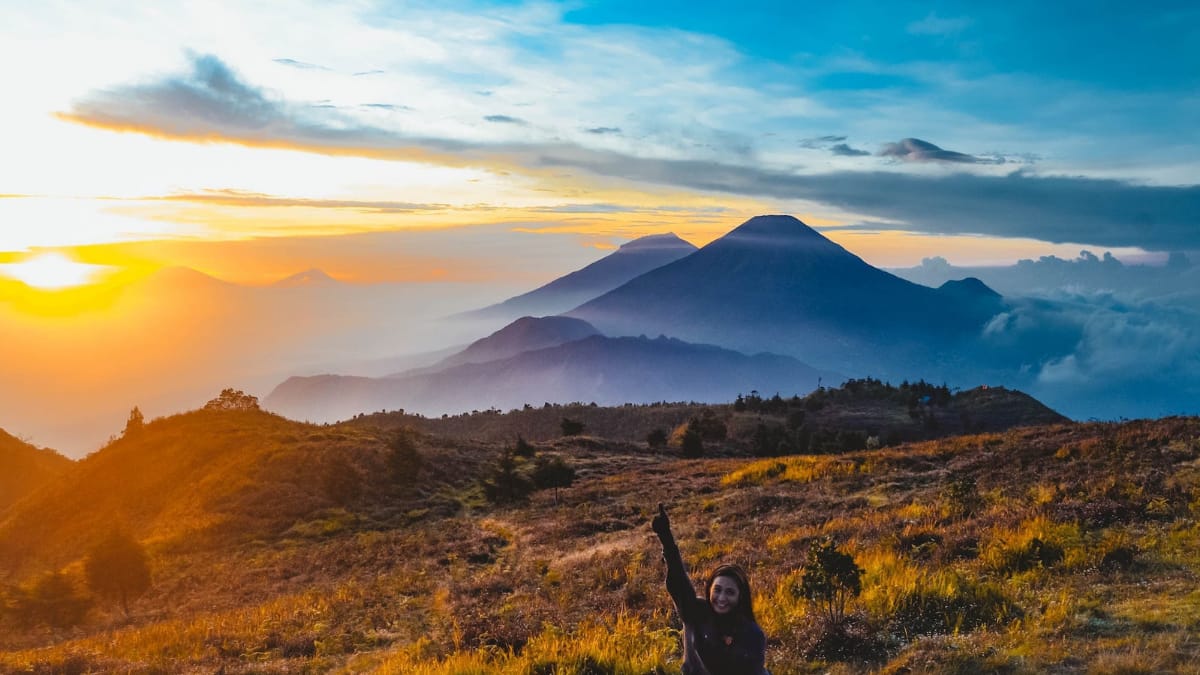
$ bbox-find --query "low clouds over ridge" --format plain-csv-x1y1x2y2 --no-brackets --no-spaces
63,54,1200,252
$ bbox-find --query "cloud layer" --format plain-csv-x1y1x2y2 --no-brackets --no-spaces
64,54,1200,252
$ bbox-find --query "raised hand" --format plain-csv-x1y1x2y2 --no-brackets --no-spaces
651,502,672,538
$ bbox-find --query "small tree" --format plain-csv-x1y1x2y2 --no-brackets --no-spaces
123,406,145,437
387,431,423,485
795,539,862,626
680,426,704,458
15,571,92,629
646,428,668,448
84,530,151,617
322,456,362,506
482,449,534,504
204,388,260,411
532,454,576,505
560,418,585,437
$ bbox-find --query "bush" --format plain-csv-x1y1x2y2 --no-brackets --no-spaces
482,449,534,504
795,539,863,626
680,427,704,458
888,576,1020,638
560,418,585,437
387,431,423,484
645,428,668,448
10,571,92,629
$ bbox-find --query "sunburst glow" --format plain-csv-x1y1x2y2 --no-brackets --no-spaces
0,253,110,289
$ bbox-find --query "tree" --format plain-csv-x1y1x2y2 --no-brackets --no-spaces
794,539,862,626
84,530,151,617
322,456,363,506
680,426,704,458
532,454,576,505
482,449,534,504
645,428,668,448
204,388,260,411
387,431,423,485
123,406,145,437
560,417,585,437
15,571,92,628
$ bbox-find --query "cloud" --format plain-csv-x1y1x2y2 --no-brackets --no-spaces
585,127,622,135
879,138,1002,164
273,58,328,71
830,143,870,157
799,135,847,148
62,54,1200,252
483,114,527,125
156,189,452,213
360,103,410,111
907,13,973,36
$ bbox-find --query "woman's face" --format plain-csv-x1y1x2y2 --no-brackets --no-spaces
709,575,741,615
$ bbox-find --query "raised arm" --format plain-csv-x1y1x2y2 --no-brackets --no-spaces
651,503,706,623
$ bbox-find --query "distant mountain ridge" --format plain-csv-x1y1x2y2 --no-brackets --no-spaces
405,315,601,375
460,233,697,320
265,333,839,423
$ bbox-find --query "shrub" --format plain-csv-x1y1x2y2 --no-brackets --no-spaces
532,454,576,505
795,539,863,626
387,431,423,484
887,575,1020,638
560,418,585,437
680,427,704,458
10,571,92,629
645,428,668,448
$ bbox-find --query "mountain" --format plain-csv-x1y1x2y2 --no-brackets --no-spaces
406,315,601,374
265,334,839,423
566,215,1005,380
460,233,697,320
272,268,340,287
0,430,71,515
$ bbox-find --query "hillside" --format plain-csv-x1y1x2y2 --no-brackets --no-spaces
2,394,1199,673
350,379,1066,450
265,334,837,423
0,430,72,515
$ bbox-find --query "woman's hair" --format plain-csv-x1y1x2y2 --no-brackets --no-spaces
706,563,755,622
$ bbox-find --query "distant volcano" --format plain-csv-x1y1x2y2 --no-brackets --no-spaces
459,233,696,320
567,215,1004,379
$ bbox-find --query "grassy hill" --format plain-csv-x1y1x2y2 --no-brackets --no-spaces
1,390,1198,673
0,429,72,516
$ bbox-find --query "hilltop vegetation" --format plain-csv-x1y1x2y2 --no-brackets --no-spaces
1,386,1197,673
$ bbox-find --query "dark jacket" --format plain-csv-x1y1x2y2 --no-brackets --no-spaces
658,527,767,675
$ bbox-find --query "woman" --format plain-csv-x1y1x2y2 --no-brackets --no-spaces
652,503,768,675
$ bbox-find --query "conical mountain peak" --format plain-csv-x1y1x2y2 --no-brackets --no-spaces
617,232,692,252
711,214,851,256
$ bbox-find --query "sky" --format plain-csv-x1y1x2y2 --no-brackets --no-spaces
1,1,1198,455
2,1,1197,283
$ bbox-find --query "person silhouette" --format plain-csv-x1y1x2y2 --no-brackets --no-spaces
652,503,768,675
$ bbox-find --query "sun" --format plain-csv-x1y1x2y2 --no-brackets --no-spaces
0,253,110,290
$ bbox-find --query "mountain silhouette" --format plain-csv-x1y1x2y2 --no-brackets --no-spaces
265,334,839,423
405,316,601,375
460,233,696,320
273,268,340,287
566,215,1004,379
